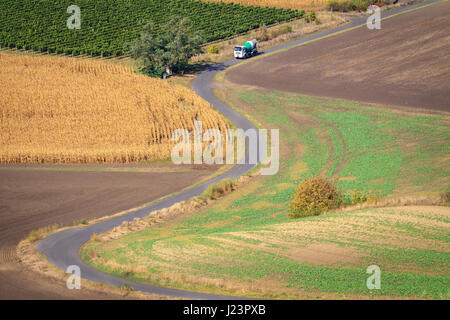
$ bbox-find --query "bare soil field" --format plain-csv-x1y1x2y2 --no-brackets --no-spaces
227,1,450,111
0,164,217,299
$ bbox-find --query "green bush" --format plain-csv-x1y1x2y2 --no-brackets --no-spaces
327,0,371,12
200,179,235,200
353,0,370,10
289,176,341,219
327,1,342,11
304,11,318,24
280,25,292,34
341,190,381,205
142,65,167,78
119,284,134,291
351,190,368,204
208,44,219,54
440,190,450,204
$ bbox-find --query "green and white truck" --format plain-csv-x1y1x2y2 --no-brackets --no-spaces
234,39,258,59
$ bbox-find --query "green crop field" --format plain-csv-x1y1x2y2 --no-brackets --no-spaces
0,0,303,57
81,89,450,299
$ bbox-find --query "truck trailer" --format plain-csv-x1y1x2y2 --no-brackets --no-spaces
234,39,258,59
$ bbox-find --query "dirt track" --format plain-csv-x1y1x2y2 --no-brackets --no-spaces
227,1,450,111
0,165,216,299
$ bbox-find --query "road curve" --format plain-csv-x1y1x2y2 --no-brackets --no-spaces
35,0,441,300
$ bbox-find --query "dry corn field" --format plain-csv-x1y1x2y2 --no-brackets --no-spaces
204,0,332,10
0,53,228,164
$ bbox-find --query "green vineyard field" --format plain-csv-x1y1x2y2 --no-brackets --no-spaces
0,0,303,57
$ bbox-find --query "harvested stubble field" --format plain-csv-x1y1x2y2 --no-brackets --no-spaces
0,53,228,164
83,205,450,299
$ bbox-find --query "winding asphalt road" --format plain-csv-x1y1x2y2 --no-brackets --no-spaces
35,0,442,300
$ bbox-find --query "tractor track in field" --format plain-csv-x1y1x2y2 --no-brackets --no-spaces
320,119,348,178
295,108,348,177
29,0,444,300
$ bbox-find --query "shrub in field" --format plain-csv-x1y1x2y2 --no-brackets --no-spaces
119,283,134,291
208,44,220,54
341,190,381,205
352,0,370,10
270,24,293,39
204,0,335,10
200,179,235,200
90,233,101,242
351,189,368,204
367,192,382,205
280,25,293,34
327,1,343,11
327,0,372,12
440,190,450,204
27,224,59,243
256,24,270,41
289,176,341,218
304,11,319,24
342,1,355,11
